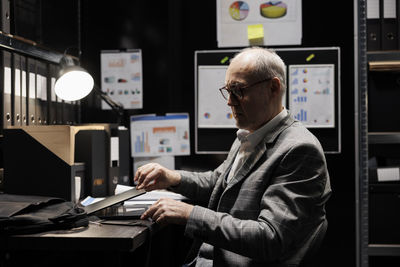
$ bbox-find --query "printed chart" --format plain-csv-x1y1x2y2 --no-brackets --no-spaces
101,50,143,109
130,114,190,157
288,64,335,128
197,65,235,128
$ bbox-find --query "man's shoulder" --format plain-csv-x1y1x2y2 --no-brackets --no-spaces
272,119,323,151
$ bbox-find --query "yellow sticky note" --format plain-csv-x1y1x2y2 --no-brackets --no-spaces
247,24,264,45
306,54,315,62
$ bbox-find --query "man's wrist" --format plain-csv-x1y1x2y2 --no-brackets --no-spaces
168,170,181,187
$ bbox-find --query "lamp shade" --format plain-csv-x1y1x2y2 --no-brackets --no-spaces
54,56,94,101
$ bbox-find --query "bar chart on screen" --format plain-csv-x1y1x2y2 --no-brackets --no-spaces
130,113,190,157
133,131,150,154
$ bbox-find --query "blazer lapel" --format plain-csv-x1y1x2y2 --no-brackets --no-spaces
226,112,295,190
207,139,241,209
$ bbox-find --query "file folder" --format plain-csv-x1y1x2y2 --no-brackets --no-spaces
83,187,145,215
36,60,48,125
118,127,131,185
63,100,74,124
381,0,398,50
21,55,27,125
2,50,12,128
48,64,57,125
27,57,36,125
75,129,110,197
367,0,382,50
13,53,22,126
0,0,10,33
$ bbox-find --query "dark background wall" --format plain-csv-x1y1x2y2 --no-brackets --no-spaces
12,0,356,265
80,2,356,266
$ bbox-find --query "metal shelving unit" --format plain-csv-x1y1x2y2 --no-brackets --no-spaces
355,1,369,266
355,1,400,266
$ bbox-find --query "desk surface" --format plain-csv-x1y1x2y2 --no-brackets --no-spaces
1,219,154,253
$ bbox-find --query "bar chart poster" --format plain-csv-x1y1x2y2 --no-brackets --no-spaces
288,64,335,128
130,114,190,157
101,49,143,110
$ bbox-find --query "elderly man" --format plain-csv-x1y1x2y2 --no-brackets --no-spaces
134,47,331,267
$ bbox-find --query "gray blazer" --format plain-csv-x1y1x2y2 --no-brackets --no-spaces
172,112,332,267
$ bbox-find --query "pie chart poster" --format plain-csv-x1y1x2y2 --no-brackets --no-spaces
217,0,302,47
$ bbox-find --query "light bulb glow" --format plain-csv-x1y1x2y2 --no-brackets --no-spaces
54,70,94,101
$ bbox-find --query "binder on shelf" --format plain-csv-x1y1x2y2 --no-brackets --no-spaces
27,57,36,125
72,101,79,124
48,64,57,125
2,50,12,128
75,129,109,197
21,55,27,125
0,0,10,33
117,127,131,186
13,53,22,126
36,60,48,125
63,100,74,124
74,100,81,123
367,0,382,50
56,98,63,124
381,0,398,50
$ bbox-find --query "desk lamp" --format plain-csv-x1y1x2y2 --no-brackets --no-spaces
54,55,124,121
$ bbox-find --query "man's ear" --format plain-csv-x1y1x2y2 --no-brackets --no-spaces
270,77,281,96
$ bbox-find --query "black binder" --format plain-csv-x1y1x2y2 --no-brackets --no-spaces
63,100,74,124
0,0,10,33
36,60,48,125
12,53,21,126
367,0,382,50
27,57,37,125
118,127,131,185
21,55,27,125
2,50,12,128
83,187,145,215
381,0,398,50
368,18,382,51
48,64,57,125
75,130,109,198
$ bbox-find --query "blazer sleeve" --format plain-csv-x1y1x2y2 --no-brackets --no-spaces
169,161,226,206
184,141,331,262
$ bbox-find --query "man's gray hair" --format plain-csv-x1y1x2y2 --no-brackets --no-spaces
232,47,287,95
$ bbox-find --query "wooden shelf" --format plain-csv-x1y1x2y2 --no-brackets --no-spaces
369,61,400,72
369,244,400,256
368,132,400,144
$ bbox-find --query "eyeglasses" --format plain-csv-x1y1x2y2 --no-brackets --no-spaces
219,78,272,100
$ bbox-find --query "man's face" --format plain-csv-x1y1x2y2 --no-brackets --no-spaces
225,55,280,132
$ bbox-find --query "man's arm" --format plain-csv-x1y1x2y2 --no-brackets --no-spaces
184,142,331,262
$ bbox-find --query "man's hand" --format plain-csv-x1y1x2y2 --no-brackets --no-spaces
134,163,181,191
141,198,194,225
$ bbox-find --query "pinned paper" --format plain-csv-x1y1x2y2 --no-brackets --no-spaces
377,167,400,182
247,24,264,45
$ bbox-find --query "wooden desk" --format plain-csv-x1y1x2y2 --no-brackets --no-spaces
1,220,152,252
0,219,157,267
0,219,189,267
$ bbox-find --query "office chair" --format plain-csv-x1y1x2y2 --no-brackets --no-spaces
298,220,328,267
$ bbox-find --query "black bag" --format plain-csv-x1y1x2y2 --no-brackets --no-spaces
0,193,89,235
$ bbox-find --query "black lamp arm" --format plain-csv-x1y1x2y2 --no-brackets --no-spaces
93,85,125,118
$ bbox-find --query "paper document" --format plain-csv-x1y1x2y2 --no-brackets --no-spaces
81,184,187,207
217,0,302,47
116,184,187,202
